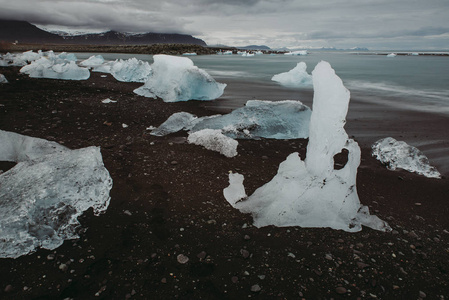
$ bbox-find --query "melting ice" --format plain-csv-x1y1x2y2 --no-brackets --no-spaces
272,62,312,87
372,137,441,179
0,130,112,258
223,61,390,232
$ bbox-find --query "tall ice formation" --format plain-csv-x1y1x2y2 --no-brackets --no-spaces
224,61,390,232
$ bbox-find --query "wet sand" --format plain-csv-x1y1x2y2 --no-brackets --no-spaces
0,67,448,299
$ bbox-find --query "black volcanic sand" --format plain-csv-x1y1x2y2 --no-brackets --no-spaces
0,67,448,299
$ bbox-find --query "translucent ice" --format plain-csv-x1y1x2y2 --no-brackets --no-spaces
271,62,312,87
188,129,238,158
80,55,105,68
20,57,90,81
134,55,226,102
182,53,197,56
284,50,308,56
241,52,255,57
223,173,247,203
372,137,441,178
0,130,112,258
151,100,311,140
0,74,7,83
224,61,390,232
110,58,152,83
387,53,397,57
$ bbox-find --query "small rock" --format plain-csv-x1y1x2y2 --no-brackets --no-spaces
261,156,269,160
335,287,347,294
161,278,167,284
251,284,261,292
59,264,68,272
325,254,333,260
357,262,369,269
415,202,422,206
177,254,189,264
197,251,207,260
241,249,250,259
124,210,132,216
47,254,55,261
231,276,239,283
419,291,426,298
4,285,13,293
171,161,178,165
244,235,251,240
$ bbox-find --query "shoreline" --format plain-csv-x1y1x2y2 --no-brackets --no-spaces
1,67,448,299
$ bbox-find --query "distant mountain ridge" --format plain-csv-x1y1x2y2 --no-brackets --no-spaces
0,20,207,46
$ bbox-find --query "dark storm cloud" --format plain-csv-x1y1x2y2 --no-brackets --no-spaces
0,0,448,49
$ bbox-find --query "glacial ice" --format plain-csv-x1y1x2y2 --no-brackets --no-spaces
271,62,312,87
284,50,308,56
20,55,90,81
80,55,105,68
110,58,152,83
372,137,441,179
0,130,112,258
241,52,255,57
182,53,197,56
223,61,390,232
387,53,397,57
150,100,311,139
188,129,238,158
0,74,7,84
134,55,226,102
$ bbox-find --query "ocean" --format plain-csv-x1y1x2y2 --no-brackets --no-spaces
76,51,449,175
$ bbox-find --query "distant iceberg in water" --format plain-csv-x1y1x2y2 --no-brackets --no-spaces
134,54,226,102
284,50,308,56
372,137,441,178
272,62,312,87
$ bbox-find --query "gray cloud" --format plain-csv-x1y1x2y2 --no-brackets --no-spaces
0,0,448,49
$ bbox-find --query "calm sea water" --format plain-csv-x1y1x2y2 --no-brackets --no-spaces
76,52,449,175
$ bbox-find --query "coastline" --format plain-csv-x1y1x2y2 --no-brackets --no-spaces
0,67,448,299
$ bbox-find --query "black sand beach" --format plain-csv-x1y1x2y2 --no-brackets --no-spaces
0,67,448,299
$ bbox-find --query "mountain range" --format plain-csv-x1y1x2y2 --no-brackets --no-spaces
0,20,207,46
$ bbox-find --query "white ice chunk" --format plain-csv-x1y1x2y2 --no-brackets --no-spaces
372,137,441,178
0,130,112,258
102,98,117,104
188,129,238,158
271,62,312,87
284,50,308,56
0,74,7,84
110,58,152,83
387,53,397,57
223,173,247,204
241,52,255,57
224,61,390,232
20,58,90,81
134,55,226,102
151,100,311,140
255,51,263,55
92,61,114,73
80,55,105,68
150,112,199,136
182,53,197,56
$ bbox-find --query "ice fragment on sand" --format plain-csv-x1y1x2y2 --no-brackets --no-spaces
224,61,390,232
110,58,152,83
188,129,238,158
80,55,105,68
372,137,441,178
223,173,247,204
134,54,226,102
0,130,112,258
102,98,117,104
151,100,311,140
271,62,312,87
0,74,7,83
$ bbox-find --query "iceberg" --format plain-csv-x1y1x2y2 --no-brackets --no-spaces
188,129,238,158
134,55,226,102
241,52,255,57
182,52,197,56
150,100,311,139
20,58,90,80
284,50,308,56
223,61,390,232
387,53,397,58
271,62,312,87
110,58,152,83
372,137,441,179
0,130,112,258
0,74,7,84
80,55,105,68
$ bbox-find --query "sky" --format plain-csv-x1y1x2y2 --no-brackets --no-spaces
0,0,448,50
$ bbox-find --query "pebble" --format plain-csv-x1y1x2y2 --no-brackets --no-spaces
419,291,426,298
171,161,178,165
244,235,251,240
357,262,369,269
251,284,261,292
335,287,347,294
231,276,239,283
177,254,189,264
197,251,207,260
4,285,13,293
47,254,55,261
325,254,333,260
241,249,250,259
59,263,68,272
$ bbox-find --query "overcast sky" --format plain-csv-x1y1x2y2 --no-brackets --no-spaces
1,0,448,50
